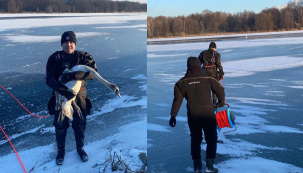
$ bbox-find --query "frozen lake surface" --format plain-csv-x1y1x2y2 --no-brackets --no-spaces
147,31,303,173
0,13,147,173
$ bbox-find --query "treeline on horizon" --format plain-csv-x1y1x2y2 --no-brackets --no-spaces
147,1,303,38
0,0,147,13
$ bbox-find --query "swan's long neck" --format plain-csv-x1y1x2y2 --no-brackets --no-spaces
71,65,114,91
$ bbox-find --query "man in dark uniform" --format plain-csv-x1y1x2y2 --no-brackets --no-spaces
46,31,97,165
169,57,225,173
198,42,224,107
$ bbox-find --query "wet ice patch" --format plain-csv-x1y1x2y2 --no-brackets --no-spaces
148,123,171,132
0,125,44,145
218,157,303,173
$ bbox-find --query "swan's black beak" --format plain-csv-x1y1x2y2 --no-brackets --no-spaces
115,88,121,98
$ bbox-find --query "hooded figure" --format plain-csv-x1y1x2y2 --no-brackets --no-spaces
169,57,225,173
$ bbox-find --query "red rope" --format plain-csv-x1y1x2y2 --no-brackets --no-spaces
0,85,50,118
0,125,27,173
216,78,231,128
216,110,231,128
0,84,51,173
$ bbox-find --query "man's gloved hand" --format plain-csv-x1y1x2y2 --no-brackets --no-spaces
60,72,76,83
217,102,225,108
169,117,176,127
56,84,76,100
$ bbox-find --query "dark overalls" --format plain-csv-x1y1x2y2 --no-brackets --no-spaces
171,57,225,161
198,49,224,105
46,50,97,152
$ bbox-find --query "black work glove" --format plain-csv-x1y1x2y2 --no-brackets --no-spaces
60,72,76,83
217,102,225,108
62,90,76,100
169,117,176,127
57,86,76,100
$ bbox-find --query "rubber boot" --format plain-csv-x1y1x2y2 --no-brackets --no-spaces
74,127,88,162
193,158,202,173
205,158,219,173
55,128,67,165
77,147,89,162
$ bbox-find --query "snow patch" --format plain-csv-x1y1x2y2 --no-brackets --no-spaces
223,56,303,77
3,32,109,43
218,157,303,173
147,123,171,132
228,97,288,106
87,95,146,120
95,24,146,29
0,13,147,32
131,74,147,80
148,53,189,58
0,118,146,173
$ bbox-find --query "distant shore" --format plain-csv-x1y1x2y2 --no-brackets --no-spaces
147,30,303,45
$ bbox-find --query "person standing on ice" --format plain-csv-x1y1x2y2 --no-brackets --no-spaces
198,42,224,107
46,31,97,165
169,57,225,173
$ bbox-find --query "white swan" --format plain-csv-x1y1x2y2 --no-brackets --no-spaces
55,65,121,121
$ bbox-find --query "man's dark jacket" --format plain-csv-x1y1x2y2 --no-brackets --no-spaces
171,57,225,118
198,49,224,80
46,50,97,115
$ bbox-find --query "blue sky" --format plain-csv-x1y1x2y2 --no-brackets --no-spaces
148,0,294,17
